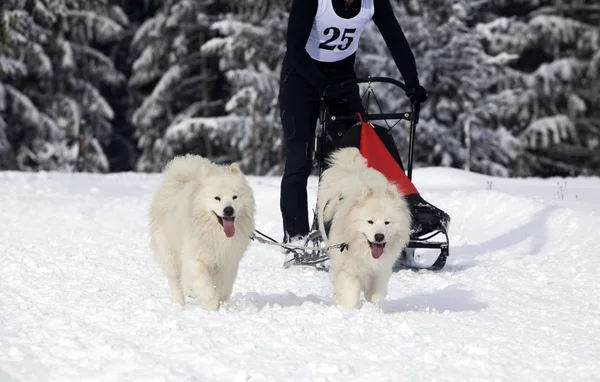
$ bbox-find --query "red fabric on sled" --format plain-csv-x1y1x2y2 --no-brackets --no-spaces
358,121,419,196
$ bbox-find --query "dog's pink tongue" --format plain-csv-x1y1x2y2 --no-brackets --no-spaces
223,219,235,237
371,245,384,259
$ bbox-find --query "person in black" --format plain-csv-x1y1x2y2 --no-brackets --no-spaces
278,0,428,246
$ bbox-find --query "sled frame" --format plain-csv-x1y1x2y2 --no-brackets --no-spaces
282,76,450,272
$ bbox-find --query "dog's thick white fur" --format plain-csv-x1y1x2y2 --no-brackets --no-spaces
317,147,411,309
149,154,255,309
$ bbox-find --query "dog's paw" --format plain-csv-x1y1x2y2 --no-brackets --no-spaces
168,280,185,305
335,297,361,309
203,298,220,311
334,291,362,309
366,293,385,305
365,278,389,305
172,293,185,306
340,302,361,309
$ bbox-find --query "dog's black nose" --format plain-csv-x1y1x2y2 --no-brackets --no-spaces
223,206,234,217
374,233,385,242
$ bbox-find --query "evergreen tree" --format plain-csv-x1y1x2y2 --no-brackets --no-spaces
128,0,224,172
356,0,600,177
0,0,597,177
356,0,512,174
177,1,288,175
472,0,600,176
0,0,128,172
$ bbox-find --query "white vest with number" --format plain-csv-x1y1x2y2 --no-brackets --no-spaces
305,0,375,62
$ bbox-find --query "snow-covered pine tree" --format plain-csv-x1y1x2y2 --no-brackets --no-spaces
169,0,287,175
356,0,516,175
473,0,600,176
0,0,8,50
0,0,128,172
0,0,49,170
129,0,225,172
357,0,599,177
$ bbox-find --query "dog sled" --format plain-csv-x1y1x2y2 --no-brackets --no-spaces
252,76,451,272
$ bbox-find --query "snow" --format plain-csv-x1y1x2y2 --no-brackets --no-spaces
1,168,599,381
64,10,125,44
0,56,28,78
521,115,575,149
58,40,75,71
30,42,53,77
165,115,246,144
149,65,183,100
4,84,41,128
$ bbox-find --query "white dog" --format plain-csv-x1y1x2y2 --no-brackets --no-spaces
149,154,255,309
317,147,411,309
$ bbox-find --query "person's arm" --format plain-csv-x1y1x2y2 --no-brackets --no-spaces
286,0,328,94
372,0,420,90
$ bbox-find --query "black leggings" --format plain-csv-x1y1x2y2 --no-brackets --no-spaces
278,61,405,241
278,62,364,241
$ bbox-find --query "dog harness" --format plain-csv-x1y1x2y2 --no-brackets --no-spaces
305,0,375,62
321,195,345,240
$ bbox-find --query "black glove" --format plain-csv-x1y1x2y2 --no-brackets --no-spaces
406,85,428,103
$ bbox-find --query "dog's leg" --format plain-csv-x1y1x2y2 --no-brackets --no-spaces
151,234,185,305
189,263,219,310
215,264,240,303
362,274,375,303
182,254,219,310
365,271,391,305
333,271,361,309
178,237,219,310
168,278,185,305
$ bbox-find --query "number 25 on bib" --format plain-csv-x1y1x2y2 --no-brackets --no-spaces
319,27,356,51
305,0,374,62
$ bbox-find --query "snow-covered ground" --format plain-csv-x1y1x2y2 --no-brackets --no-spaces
1,168,599,381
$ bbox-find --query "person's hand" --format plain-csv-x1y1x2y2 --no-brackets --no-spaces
406,85,428,103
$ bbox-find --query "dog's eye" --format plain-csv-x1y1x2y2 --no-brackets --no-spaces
368,220,374,224
232,195,238,200
214,196,221,201
384,221,390,225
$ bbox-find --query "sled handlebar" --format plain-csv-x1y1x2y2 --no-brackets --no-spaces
318,76,422,180
321,77,408,97
339,76,408,91
322,103,420,124
320,76,420,123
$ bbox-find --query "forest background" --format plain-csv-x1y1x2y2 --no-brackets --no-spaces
1,0,599,178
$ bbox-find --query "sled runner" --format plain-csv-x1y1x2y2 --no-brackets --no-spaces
253,77,451,272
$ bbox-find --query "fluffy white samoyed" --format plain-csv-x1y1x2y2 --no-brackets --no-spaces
317,147,411,309
149,154,255,309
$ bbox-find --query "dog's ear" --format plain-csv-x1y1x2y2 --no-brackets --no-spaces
386,183,399,199
361,185,374,198
229,162,242,174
